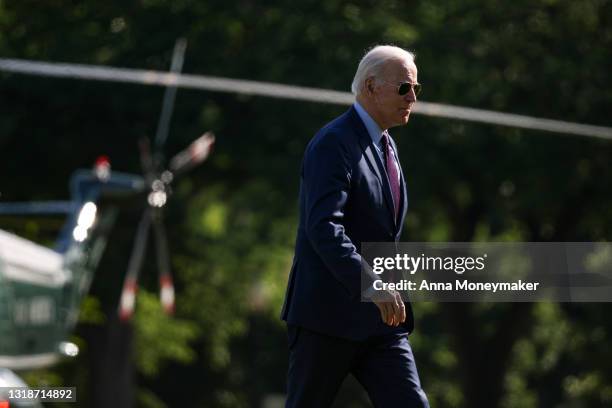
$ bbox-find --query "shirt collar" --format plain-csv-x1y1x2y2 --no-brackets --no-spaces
354,101,385,148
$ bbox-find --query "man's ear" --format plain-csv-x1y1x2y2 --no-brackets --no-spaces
365,77,375,95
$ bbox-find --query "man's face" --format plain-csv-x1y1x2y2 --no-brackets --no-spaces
369,59,418,129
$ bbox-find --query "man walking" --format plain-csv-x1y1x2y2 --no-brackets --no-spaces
281,45,429,407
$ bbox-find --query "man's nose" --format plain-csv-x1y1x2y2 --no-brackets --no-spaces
404,90,416,102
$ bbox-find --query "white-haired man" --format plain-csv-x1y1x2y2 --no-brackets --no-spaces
281,45,429,407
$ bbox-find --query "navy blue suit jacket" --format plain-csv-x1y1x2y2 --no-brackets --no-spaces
281,106,414,340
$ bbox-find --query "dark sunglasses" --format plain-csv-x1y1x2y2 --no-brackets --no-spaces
397,81,422,96
380,80,422,97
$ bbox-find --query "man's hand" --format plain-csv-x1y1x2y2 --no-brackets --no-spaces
372,289,406,326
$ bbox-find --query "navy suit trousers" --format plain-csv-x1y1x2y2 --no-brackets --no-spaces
286,325,429,408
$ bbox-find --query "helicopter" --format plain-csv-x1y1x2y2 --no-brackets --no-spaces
0,38,215,405
0,160,144,407
0,139,214,403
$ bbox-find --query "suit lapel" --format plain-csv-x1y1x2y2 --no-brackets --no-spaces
348,107,397,226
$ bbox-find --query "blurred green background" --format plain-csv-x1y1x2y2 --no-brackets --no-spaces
1,0,611,407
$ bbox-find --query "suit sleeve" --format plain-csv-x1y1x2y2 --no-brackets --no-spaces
302,131,376,299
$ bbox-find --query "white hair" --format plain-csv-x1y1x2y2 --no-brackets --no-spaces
351,45,415,95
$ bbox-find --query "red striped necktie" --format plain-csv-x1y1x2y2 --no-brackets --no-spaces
382,131,401,221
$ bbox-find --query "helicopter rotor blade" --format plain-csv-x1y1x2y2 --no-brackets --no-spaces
168,132,215,176
154,38,187,152
151,208,175,315
118,207,152,321
138,136,157,181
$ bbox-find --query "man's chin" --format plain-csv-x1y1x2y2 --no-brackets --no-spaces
388,113,411,128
